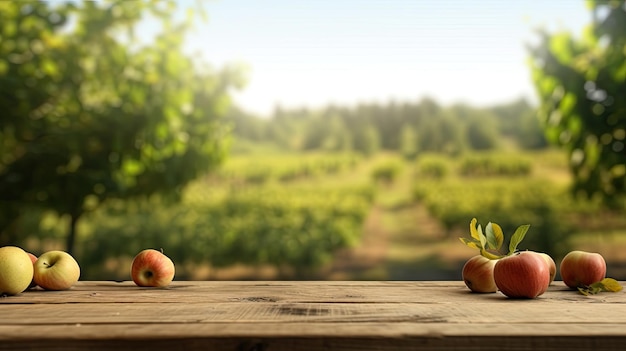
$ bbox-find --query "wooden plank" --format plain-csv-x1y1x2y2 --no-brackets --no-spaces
2,299,626,324
2,280,622,304
0,324,624,351
0,281,624,351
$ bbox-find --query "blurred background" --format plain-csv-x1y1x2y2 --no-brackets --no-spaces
1,0,625,281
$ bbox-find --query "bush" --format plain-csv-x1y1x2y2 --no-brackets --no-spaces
415,156,449,179
413,178,573,259
371,160,403,184
459,154,532,177
75,183,375,279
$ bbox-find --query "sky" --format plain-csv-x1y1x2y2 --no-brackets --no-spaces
180,0,591,116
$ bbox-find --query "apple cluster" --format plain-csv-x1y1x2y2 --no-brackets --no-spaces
463,249,610,298
460,218,620,299
0,246,176,296
463,251,556,298
0,246,80,295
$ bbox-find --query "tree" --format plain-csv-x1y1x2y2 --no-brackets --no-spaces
353,124,381,157
465,113,499,150
529,0,626,207
0,1,244,253
400,124,418,160
519,110,548,150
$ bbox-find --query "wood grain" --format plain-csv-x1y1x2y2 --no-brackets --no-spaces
0,281,624,350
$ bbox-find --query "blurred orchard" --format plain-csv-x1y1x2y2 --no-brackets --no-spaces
1,0,625,281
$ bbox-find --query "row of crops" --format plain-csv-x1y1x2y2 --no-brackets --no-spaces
19,150,609,279
61,154,374,279
411,152,606,259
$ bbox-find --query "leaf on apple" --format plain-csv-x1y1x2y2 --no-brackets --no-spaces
462,218,531,260
459,237,481,250
480,249,503,260
485,222,504,251
463,218,497,258
578,278,623,296
507,224,530,256
469,218,480,241
477,224,487,250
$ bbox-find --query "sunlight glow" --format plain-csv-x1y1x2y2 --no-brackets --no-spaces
182,0,590,116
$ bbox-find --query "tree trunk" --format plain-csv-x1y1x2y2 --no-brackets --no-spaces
66,213,80,256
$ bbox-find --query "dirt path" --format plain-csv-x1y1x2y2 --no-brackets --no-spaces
323,155,472,281
326,197,470,281
326,205,390,280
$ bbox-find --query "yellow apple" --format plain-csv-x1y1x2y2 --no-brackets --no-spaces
34,251,80,290
0,246,34,295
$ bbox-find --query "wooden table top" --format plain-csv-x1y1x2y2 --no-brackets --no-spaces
1,280,624,351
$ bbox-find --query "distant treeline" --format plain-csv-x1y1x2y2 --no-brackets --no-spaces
227,97,547,156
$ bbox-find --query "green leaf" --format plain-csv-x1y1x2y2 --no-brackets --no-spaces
485,222,495,249
485,222,504,250
508,224,530,255
477,224,486,250
492,222,504,250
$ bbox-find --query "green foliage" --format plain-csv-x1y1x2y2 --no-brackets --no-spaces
10,151,373,279
302,113,352,152
465,114,500,150
529,0,626,208
217,153,361,185
75,183,375,279
417,111,465,155
461,218,528,259
459,153,532,177
519,110,549,149
0,1,244,252
354,123,381,157
400,125,419,160
371,159,403,184
413,178,573,258
230,98,540,156
415,155,450,179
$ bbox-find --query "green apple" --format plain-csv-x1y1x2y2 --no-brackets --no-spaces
34,250,80,290
0,246,34,295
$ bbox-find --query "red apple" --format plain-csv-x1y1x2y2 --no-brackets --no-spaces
33,250,80,291
559,250,606,289
462,255,497,293
538,252,557,284
27,252,38,289
493,251,550,299
130,249,175,287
